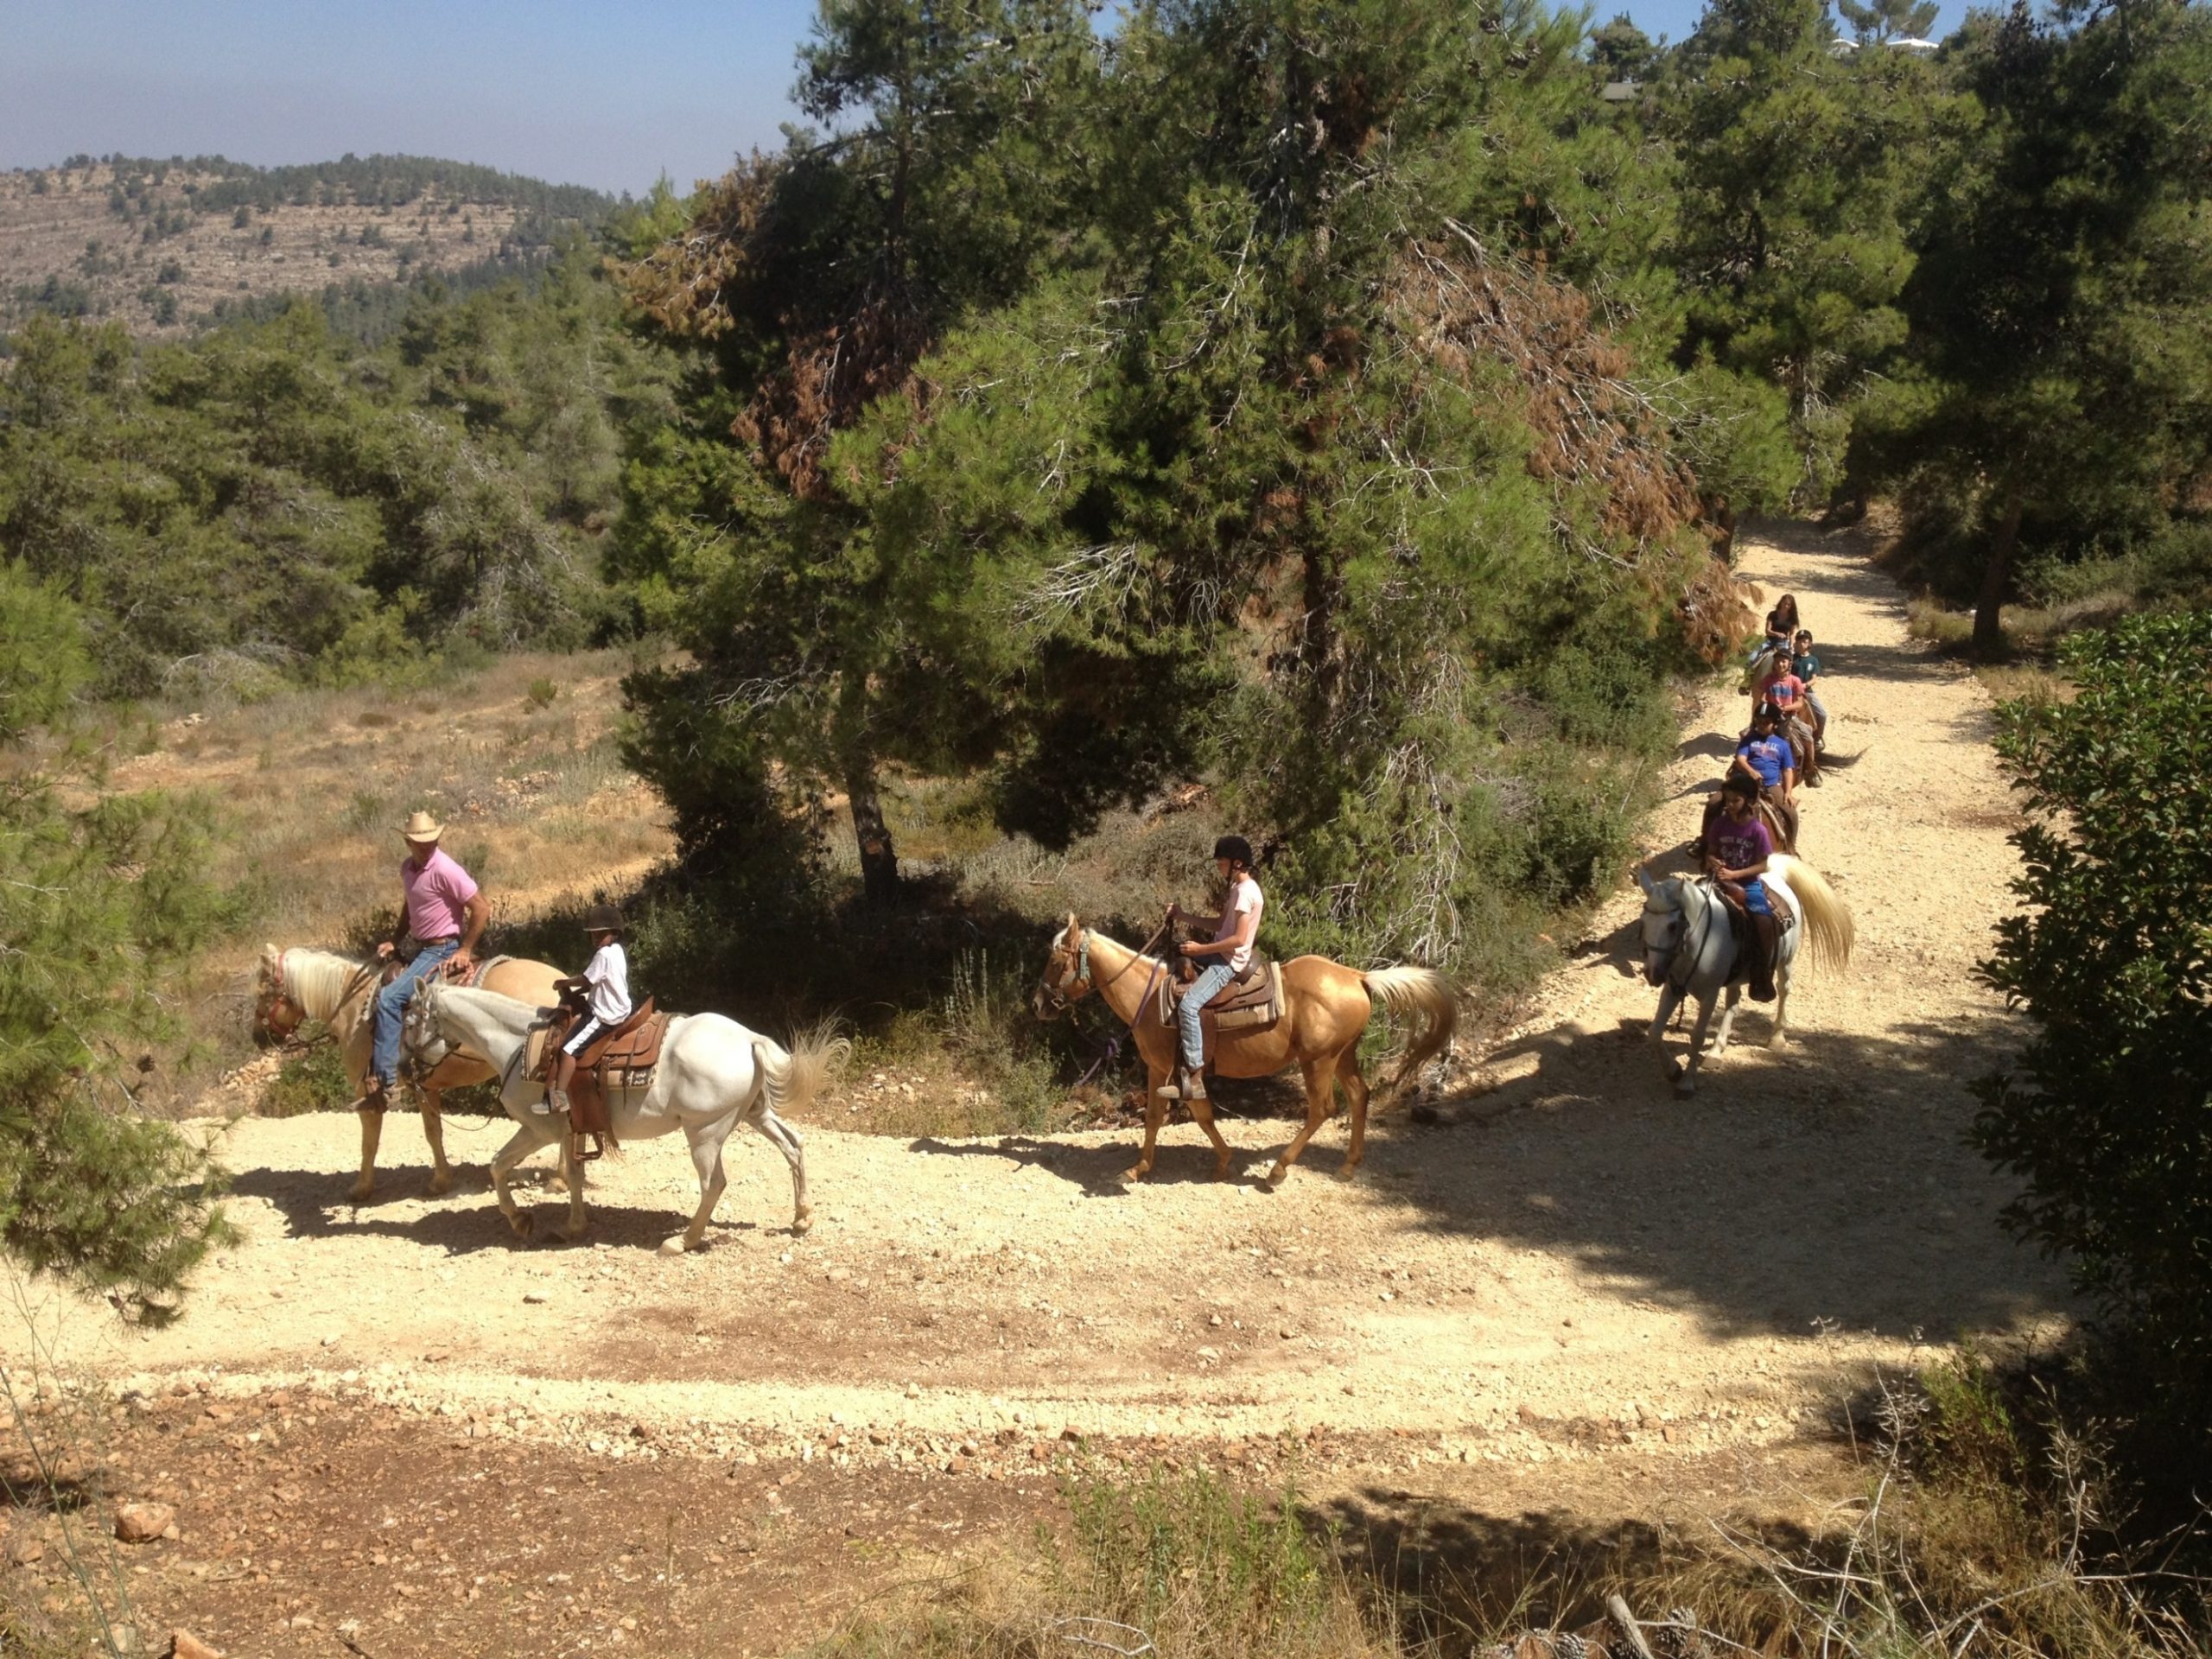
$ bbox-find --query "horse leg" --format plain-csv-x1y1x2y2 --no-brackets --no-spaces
753,1108,812,1234
419,1085,454,1196
1672,995,1716,1098
1128,1067,1170,1184
1770,959,1792,1048
666,1124,731,1256
1267,1057,1337,1187
351,1106,383,1203
1340,1047,1373,1174
1710,984,1745,1058
488,1126,541,1240
1646,986,1681,1042
1185,1092,1235,1182
559,1135,590,1243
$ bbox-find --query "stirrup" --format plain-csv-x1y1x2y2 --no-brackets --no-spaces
570,1131,607,1164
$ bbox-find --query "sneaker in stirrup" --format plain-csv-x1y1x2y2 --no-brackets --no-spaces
537,1087,565,1118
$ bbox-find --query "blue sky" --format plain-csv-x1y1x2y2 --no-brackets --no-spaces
0,0,1929,197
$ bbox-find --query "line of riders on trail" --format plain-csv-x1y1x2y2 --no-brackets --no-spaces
252,594,1844,1230
1684,593,1834,1006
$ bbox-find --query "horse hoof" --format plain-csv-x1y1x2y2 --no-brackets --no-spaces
1263,1163,1288,1187
511,1213,536,1241
1768,1032,1789,1049
791,1209,814,1236
347,1180,375,1204
426,1171,453,1197
1673,1082,1697,1101
1122,1166,1150,1185
1668,1058,1687,1081
658,1236,691,1257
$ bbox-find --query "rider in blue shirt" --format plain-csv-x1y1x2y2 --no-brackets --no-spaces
1695,706,1799,854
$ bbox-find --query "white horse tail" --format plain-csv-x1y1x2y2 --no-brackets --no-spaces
1770,855,1853,972
1360,967,1459,1109
752,1021,852,1120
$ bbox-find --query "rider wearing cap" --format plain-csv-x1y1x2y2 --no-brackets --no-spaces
366,810,488,1105
1159,836,1264,1105
545,904,632,1119
1791,629,1828,747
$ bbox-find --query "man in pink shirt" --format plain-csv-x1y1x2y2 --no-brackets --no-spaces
365,810,489,1104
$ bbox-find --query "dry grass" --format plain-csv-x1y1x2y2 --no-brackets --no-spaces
809,1363,2212,1659
80,649,674,1103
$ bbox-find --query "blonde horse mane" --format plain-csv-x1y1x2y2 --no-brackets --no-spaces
263,946,377,1021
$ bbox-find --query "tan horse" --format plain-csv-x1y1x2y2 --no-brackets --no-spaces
251,945,564,1201
1033,917,1459,1186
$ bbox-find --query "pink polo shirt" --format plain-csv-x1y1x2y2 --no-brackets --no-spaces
399,847,479,940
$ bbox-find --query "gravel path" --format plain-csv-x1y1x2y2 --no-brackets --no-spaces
21,522,2069,1497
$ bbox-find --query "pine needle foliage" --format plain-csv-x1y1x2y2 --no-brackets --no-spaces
0,564,232,1324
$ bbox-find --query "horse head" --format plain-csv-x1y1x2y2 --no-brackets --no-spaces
1032,914,1092,1021
251,944,305,1049
401,976,453,1081
1637,875,1691,988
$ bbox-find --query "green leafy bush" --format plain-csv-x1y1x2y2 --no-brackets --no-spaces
1973,609,2212,1471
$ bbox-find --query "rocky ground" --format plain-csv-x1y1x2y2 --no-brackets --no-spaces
0,522,2070,1656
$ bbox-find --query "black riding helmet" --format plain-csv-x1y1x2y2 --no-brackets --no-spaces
583,902,626,935
1212,834,1255,868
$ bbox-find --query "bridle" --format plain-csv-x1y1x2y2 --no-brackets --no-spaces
1034,920,1167,1020
1644,880,1714,994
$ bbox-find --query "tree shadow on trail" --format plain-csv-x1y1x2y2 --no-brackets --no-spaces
1382,990,2066,1344
906,1134,1274,1196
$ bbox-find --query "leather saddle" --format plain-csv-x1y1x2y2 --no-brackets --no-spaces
1156,953,1286,1038
529,1000,669,1162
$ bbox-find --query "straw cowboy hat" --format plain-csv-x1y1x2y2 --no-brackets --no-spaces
399,810,444,842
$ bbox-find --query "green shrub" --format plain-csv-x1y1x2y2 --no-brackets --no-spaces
1973,609,2212,1478
525,676,559,709
258,1036,350,1116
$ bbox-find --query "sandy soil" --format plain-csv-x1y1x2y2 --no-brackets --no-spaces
1,523,2071,1655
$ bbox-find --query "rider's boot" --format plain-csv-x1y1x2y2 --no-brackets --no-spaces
1749,912,1780,1002
537,1086,564,1118
1157,1064,1208,1102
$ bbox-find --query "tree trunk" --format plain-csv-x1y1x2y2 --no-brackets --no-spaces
1973,489,2024,660
845,754,899,906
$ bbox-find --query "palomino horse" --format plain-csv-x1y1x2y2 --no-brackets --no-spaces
1634,855,1853,1097
1033,917,1458,1186
251,944,563,1200
404,982,842,1250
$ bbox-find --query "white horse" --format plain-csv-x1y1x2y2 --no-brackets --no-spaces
251,944,566,1200
1634,854,1853,1096
404,982,843,1252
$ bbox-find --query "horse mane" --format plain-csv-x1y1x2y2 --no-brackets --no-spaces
277,949,376,1019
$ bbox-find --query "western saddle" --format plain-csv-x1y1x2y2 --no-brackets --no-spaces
529,999,671,1162
1156,951,1287,1046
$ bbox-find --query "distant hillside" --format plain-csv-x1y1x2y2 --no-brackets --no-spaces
0,153,622,340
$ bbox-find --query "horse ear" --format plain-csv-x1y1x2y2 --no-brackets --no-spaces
1064,912,1079,940
1633,864,1656,895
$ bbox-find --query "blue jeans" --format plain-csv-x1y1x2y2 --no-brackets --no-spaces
371,938,459,1089
1803,688,1828,738
1178,963,1236,1071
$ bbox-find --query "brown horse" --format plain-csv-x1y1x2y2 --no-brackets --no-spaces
251,944,564,1200
1033,917,1459,1186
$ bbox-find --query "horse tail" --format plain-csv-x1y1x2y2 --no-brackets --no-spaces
1771,855,1854,972
1359,968,1459,1109
752,1020,852,1122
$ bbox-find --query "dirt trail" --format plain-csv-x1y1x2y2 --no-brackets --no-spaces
20,524,2068,1503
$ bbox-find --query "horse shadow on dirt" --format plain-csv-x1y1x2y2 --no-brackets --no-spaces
221,1164,781,1255
906,1134,1271,1195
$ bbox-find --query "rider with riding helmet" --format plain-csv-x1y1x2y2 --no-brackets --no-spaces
1158,835,1265,1106
365,810,488,1107
1707,773,1782,1002
1791,630,1828,746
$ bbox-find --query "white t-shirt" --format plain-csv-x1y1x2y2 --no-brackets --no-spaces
582,942,632,1025
1214,874,1263,975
